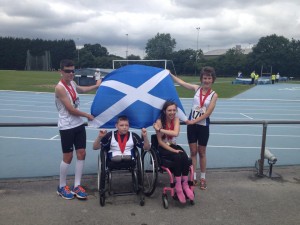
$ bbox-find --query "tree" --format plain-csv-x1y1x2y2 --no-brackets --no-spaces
83,44,108,57
248,34,290,75
171,49,197,74
78,48,95,68
95,55,123,68
127,54,141,60
145,33,176,59
287,39,300,76
216,47,248,76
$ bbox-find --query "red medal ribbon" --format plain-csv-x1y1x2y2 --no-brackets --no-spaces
199,88,211,108
60,79,77,103
165,119,174,140
117,131,128,153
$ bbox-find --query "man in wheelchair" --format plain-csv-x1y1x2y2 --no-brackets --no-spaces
93,115,150,206
93,115,150,158
153,101,194,204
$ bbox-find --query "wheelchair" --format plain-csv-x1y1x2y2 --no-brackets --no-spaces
142,135,195,209
97,146,145,207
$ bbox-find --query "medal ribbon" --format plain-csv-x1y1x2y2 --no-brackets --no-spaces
199,88,211,108
60,79,77,103
165,119,174,140
117,131,128,153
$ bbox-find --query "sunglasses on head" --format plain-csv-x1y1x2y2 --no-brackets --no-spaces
62,69,75,74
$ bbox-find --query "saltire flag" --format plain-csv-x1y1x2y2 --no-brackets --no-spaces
89,64,187,128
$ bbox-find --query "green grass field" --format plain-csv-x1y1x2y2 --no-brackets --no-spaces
0,70,253,98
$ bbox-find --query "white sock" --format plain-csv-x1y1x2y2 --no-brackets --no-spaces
59,161,70,188
194,172,197,180
201,172,206,179
74,160,85,187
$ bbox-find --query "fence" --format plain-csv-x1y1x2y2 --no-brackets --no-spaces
1,120,300,177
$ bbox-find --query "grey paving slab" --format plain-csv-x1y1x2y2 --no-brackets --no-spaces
0,166,300,225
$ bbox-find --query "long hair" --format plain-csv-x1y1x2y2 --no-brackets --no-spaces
160,101,177,129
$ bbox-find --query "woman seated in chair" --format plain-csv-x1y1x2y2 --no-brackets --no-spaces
153,101,194,204
93,115,150,162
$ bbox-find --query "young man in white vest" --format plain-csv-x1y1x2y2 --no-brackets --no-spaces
55,59,101,200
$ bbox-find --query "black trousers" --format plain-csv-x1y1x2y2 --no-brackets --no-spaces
159,145,189,177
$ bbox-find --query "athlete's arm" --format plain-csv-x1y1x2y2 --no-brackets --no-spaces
55,84,93,120
170,73,199,91
76,80,101,94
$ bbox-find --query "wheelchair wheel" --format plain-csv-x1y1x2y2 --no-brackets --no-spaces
132,169,139,193
97,153,101,191
136,149,146,206
140,196,145,206
100,193,105,207
162,194,168,209
99,149,107,206
142,147,158,196
108,171,112,195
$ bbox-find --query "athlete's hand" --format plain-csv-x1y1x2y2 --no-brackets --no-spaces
87,114,94,121
99,129,107,138
141,128,147,137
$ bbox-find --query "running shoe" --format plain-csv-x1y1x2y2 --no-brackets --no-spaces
71,185,88,199
200,178,207,190
57,186,74,200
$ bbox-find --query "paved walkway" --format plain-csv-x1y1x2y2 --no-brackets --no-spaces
1,166,300,225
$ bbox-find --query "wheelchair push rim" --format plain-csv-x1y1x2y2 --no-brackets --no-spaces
142,148,158,197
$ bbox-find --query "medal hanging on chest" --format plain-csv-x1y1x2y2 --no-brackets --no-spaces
60,79,77,104
117,131,128,153
199,88,211,108
165,119,174,140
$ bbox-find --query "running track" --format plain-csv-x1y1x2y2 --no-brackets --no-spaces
0,83,299,178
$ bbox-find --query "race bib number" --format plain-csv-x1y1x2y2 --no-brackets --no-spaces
191,106,206,120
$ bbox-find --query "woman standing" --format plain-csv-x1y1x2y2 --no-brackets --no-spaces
153,101,194,204
171,66,218,190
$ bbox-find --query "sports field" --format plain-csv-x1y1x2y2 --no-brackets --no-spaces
0,82,299,179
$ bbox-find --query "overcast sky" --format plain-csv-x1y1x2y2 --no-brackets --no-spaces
1,0,300,58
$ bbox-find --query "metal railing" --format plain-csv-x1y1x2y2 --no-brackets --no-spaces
1,120,300,177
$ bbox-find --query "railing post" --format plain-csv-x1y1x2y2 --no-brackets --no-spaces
258,121,268,176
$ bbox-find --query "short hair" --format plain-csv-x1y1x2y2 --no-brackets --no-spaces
200,66,216,83
117,115,129,123
60,59,74,70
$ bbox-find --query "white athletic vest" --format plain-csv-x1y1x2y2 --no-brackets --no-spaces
109,132,134,157
55,81,83,130
189,87,215,126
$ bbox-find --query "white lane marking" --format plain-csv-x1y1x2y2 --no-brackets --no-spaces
240,113,253,119
50,135,59,140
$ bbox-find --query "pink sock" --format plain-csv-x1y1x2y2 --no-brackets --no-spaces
182,176,194,200
175,177,186,204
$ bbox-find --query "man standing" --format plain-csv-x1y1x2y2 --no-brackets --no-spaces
250,71,255,85
94,68,102,81
276,73,280,83
271,74,276,84
55,59,101,200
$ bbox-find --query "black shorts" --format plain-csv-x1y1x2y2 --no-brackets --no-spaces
187,124,209,146
59,124,86,153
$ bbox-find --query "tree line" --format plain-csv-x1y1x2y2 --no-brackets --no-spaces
0,34,299,78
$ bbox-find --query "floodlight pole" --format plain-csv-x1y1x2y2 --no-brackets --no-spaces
77,49,80,67
77,38,80,69
195,27,200,76
126,34,128,61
